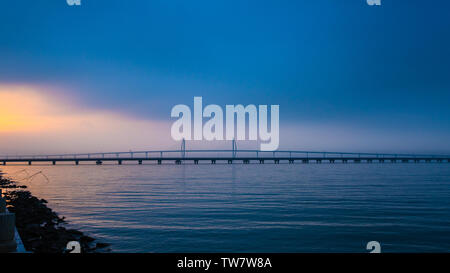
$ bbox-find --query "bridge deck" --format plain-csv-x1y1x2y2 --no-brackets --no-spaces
1,156,449,165
2,149,449,165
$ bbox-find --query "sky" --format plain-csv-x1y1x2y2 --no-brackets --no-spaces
0,0,450,154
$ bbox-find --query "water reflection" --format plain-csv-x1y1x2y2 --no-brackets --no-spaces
1,163,450,252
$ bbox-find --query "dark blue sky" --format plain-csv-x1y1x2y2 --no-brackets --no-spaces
1,0,450,152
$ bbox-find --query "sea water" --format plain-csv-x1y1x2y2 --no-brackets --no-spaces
1,163,449,252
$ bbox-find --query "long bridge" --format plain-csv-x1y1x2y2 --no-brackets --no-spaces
1,141,449,165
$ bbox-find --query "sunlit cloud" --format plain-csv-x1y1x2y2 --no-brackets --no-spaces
0,84,174,154
0,84,449,155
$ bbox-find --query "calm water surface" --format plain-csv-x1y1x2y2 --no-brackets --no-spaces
1,163,450,252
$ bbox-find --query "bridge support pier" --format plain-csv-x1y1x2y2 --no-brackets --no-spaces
2,161,5,165
7,151,449,167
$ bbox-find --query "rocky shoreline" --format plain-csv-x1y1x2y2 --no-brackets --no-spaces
0,173,110,253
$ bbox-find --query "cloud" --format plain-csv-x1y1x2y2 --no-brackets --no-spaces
1,84,449,155
0,84,174,154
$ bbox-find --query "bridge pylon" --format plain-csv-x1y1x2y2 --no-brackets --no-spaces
181,138,186,159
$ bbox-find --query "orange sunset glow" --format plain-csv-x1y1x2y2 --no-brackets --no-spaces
0,86,66,132
0,84,172,154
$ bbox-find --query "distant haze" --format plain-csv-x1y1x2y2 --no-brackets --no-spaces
1,1,449,154
0,84,448,155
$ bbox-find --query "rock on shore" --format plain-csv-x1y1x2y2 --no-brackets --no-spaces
0,175,110,253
